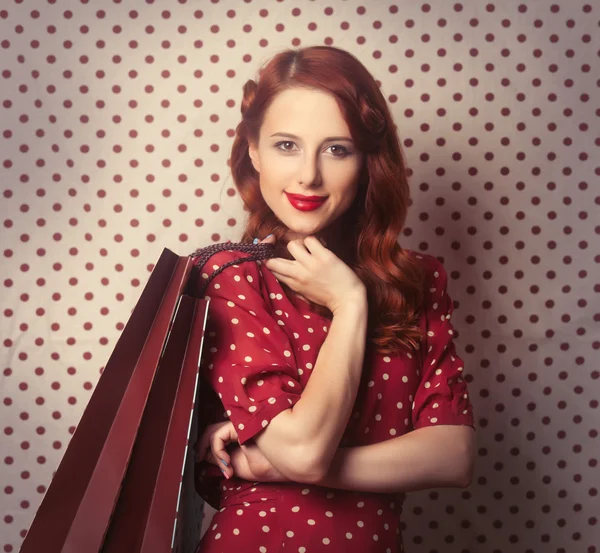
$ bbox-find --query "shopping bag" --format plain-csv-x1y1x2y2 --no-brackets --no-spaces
20,248,199,553
100,241,273,552
21,241,274,553
101,292,209,553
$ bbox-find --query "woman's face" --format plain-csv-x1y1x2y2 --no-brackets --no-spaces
248,87,364,243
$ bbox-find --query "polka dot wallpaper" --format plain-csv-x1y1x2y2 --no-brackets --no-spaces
1,1,598,552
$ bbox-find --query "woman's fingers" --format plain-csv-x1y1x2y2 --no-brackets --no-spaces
212,431,231,468
263,255,295,276
196,421,236,472
302,235,327,253
204,449,219,466
286,237,312,261
208,421,239,479
259,234,276,245
264,236,326,274
260,235,330,299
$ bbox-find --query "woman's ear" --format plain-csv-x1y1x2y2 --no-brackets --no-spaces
248,141,260,173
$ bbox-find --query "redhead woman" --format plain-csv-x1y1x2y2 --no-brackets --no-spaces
192,45,476,553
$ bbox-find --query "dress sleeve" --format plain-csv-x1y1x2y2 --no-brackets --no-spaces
411,256,475,431
195,250,303,446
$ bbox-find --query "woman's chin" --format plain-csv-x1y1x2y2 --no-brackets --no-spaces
282,224,325,240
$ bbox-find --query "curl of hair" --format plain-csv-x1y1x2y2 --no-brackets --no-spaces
227,45,429,355
240,79,258,118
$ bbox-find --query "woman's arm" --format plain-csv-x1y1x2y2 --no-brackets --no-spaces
253,292,369,483
227,424,475,493
208,419,476,493
197,246,369,486
315,424,476,493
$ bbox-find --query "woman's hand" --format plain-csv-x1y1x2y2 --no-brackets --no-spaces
196,421,238,479
259,234,365,315
196,420,290,482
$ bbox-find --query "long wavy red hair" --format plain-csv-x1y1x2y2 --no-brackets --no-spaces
228,45,428,354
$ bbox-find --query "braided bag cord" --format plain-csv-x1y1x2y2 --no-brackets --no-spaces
189,241,277,298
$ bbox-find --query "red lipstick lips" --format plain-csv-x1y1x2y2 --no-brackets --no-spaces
285,192,328,212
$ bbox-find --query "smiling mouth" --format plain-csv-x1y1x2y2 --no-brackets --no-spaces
285,193,328,211
285,192,328,202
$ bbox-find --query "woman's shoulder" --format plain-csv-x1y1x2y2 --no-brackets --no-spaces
401,249,451,317
403,248,442,268
191,246,266,297
402,248,446,284
192,247,256,274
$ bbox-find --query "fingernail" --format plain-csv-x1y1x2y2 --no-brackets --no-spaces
221,468,230,479
253,238,259,244
266,234,274,239
220,458,228,467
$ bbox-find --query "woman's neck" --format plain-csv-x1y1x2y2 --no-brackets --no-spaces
280,217,351,263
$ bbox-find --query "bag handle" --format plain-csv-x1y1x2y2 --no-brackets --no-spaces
190,241,277,298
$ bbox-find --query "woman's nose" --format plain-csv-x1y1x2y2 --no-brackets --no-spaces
296,156,321,187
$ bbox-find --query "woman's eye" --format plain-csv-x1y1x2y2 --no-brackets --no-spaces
275,141,351,158
328,145,350,158
276,141,296,152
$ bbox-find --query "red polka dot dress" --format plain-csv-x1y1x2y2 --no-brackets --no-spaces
193,248,475,553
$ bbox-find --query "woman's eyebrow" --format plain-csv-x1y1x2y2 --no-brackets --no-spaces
269,132,354,143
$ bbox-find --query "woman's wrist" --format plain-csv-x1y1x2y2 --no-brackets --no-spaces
330,287,368,317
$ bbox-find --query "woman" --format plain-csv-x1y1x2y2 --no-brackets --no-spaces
192,45,476,553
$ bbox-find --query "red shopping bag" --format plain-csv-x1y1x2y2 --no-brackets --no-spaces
21,241,274,553
20,248,202,553
101,291,209,553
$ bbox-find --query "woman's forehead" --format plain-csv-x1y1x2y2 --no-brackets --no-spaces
261,87,350,137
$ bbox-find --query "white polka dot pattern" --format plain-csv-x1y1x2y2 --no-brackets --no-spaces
194,248,474,552
411,257,474,430
2,2,597,552
197,250,304,446
196,480,407,553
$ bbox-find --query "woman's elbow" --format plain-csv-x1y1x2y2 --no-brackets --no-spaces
291,449,329,484
273,442,328,484
253,410,330,483
296,454,327,484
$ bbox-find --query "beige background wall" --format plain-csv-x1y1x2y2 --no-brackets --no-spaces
1,1,598,552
